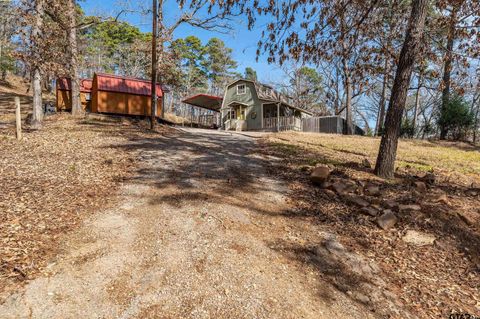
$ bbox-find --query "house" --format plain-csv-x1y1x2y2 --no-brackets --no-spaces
91,73,166,117
219,79,313,131
56,78,93,111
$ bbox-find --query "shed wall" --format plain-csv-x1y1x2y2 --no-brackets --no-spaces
95,90,162,117
56,90,89,111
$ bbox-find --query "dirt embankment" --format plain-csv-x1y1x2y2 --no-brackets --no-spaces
262,132,480,318
0,75,54,124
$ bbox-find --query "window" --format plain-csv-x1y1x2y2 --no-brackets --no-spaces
228,110,236,120
237,84,246,95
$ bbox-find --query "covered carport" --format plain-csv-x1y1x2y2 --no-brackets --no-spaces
182,94,223,128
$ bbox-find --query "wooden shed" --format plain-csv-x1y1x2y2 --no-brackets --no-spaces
56,78,93,111
91,73,165,117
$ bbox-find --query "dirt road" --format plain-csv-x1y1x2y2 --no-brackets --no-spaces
0,128,374,319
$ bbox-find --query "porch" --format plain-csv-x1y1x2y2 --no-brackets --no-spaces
221,101,307,132
261,102,303,132
262,116,302,132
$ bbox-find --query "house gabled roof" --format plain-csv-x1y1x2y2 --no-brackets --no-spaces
57,78,93,93
94,73,168,97
226,78,313,115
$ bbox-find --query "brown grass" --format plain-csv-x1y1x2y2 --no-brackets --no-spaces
268,132,480,184
0,114,152,299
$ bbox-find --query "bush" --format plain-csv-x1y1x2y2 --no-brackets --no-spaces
400,118,415,138
437,95,474,140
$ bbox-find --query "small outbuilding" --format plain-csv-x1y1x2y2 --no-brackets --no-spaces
56,78,93,111
91,73,166,117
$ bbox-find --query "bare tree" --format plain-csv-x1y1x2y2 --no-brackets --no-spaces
67,0,82,116
375,0,429,178
31,0,44,129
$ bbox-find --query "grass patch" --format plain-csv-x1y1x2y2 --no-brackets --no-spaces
269,142,302,156
265,132,480,183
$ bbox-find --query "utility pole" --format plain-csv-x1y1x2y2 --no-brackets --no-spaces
150,0,158,130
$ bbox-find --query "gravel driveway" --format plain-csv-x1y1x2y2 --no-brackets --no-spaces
0,128,373,319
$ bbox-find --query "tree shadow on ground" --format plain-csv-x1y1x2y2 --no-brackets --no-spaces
83,120,478,318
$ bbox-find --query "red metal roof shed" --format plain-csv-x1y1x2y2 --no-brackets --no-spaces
95,73,165,97
57,78,93,93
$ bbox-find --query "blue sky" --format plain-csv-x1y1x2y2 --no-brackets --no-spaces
80,0,284,83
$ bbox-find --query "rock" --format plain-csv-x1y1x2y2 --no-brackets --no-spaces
316,234,381,278
310,166,330,186
360,206,378,217
353,292,371,304
362,158,372,169
432,194,450,205
398,204,422,212
465,189,478,197
357,180,367,187
377,210,397,230
364,184,381,196
368,197,381,205
457,211,479,226
321,181,333,189
322,189,337,198
331,181,348,194
299,165,312,172
344,195,370,207
402,230,436,246
413,181,427,192
383,200,398,210
434,239,449,250
420,172,435,185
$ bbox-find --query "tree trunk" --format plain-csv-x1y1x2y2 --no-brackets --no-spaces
341,50,353,135
344,69,353,135
31,0,44,129
68,0,82,116
473,109,479,144
473,94,480,144
158,0,165,120
375,58,389,136
150,0,159,130
374,0,429,178
413,69,423,137
439,6,457,140
341,53,353,134
340,12,353,135
334,65,340,115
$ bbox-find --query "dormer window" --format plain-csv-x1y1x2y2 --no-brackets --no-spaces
237,84,246,95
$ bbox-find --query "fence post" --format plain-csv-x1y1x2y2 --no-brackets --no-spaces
15,97,22,141
276,103,280,132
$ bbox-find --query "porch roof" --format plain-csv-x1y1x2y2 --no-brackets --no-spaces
182,94,223,112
